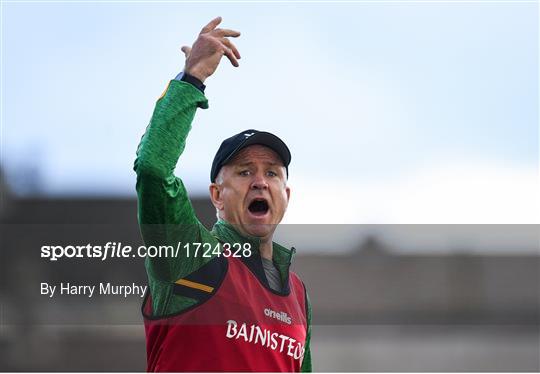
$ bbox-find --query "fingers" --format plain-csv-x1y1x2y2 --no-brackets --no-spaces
200,16,222,34
221,38,241,59
181,46,191,58
213,28,241,38
222,47,239,67
195,17,241,69
200,17,240,37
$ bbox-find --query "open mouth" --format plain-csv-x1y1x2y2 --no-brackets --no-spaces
248,198,269,216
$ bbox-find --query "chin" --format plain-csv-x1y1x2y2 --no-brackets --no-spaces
243,222,275,238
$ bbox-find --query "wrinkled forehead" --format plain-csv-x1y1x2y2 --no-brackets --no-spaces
227,144,285,167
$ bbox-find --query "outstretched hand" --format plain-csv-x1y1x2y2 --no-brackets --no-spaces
181,17,241,83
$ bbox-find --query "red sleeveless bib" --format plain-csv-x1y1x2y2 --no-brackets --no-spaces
143,256,308,372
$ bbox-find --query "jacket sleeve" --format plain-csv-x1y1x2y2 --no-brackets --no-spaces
134,80,219,315
301,288,313,372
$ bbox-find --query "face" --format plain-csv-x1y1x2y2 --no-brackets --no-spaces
209,145,291,239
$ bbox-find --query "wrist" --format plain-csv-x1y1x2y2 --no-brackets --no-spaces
184,67,207,83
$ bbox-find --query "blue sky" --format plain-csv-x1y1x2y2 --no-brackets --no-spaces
2,1,538,224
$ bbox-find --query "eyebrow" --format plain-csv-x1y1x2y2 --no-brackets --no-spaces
233,161,281,167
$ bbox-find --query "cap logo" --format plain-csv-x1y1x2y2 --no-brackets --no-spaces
243,132,255,138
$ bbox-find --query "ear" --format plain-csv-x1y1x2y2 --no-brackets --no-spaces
285,185,291,203
209,183,224,211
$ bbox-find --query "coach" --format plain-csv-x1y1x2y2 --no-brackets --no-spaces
134,17,312,372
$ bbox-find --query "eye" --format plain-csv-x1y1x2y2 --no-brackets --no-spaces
267,170,277,177
239,170,251,176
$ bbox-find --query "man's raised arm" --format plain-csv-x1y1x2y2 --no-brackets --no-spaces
133,17,241,292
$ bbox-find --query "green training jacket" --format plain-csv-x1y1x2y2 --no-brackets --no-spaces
134,79,312,372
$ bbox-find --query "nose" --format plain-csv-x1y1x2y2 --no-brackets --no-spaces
250,173,269,190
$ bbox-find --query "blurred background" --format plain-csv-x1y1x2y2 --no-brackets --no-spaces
1,0,539,371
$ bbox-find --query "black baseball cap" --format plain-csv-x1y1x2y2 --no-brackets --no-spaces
211,129,291,182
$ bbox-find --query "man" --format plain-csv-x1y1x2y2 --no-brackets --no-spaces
134,17,312,372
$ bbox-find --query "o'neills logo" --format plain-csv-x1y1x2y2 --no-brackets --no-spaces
264,307,292,325
226,320,304,360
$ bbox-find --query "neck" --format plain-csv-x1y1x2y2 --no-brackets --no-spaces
218,218,275,260
259,237,273,260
